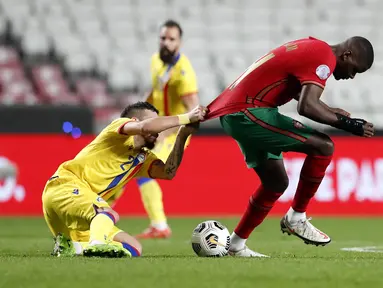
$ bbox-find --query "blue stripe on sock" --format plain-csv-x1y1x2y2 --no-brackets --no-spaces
122,242,140,257
136,177,153,186
99,211,116,224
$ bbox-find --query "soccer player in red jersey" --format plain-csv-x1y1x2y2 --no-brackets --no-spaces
206,36,375,257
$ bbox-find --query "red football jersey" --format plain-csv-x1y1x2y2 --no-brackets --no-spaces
206,37,336,120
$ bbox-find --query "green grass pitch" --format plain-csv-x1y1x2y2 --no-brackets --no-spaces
1,217,383,288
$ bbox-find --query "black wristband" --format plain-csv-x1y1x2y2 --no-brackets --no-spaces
332,113,366,136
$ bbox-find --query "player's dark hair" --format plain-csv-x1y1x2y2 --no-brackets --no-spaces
162,19,183,38
120,102,159,118
350,36,374,69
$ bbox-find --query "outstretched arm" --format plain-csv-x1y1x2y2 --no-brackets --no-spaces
121,106,207,136
148,123,198,180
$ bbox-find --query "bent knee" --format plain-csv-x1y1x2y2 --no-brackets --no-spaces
131,241,142,256
97,207,120,223
316,136,334,156
263,176,289,193
113,231,142,256
121,240,142,257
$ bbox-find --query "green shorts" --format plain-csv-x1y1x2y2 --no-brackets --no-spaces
220,108,316,168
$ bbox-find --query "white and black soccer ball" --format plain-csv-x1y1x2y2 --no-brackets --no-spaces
191,220,231,257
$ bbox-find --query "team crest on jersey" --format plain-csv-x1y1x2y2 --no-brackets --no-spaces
316,64,330,80
136,153,146,163
293,120,305,129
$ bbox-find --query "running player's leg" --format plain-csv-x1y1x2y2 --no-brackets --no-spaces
255,109,332,244
221,108,332,256
221,110,285,257
279,131,333,246
136,177,170,238
136,136,175,239
242,109,334,235
230,157,288,257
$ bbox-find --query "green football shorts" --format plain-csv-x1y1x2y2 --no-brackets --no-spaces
220,107,316,168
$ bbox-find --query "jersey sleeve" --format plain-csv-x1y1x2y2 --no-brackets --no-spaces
104,118,136,135
289,41,336,89
136,150,162,178
177,60,198,97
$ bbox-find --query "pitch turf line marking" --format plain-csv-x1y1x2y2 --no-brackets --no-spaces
341,246,383,253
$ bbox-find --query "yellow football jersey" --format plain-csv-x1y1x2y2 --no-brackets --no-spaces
151,53,198,116
53,118,159,200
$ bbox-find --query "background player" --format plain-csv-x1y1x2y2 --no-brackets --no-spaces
43,102,206,258
108,20,199,239
206,36,374,257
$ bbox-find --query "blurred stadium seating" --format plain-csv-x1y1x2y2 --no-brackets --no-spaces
0,0,382,130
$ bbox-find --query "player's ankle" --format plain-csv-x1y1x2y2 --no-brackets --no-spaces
229,232,247,251
286,207,306,223
151,221,169,231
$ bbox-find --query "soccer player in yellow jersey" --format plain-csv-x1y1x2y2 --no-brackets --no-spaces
133,20,200,239
108,20,199,238
42,102,207,258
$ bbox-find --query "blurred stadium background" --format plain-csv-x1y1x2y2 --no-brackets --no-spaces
0,0,382,215
1,0,383,215
0,0,382,131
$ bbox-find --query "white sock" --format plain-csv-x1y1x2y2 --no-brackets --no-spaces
286,207,306,223
151,221,168,231
72,242,83,255
229,232,247,251
88,240,105,246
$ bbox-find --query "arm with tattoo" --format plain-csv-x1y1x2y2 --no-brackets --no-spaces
148,123,198,180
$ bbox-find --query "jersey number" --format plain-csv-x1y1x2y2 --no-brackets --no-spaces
229,53,275,90
99,156,141,194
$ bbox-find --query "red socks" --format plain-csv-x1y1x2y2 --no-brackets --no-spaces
234,185,283,239
292,155,332,213
234,155,332,239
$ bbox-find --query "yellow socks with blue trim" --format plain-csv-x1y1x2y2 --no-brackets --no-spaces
137,178,168,228
89,212,116,244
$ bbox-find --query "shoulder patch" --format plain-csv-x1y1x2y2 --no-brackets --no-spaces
316,64,331,80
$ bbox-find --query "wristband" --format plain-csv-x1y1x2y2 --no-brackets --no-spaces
332,113,366,136
178,114,190,125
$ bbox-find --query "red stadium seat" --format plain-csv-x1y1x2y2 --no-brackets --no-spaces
76,78,117,108
31,64,80,105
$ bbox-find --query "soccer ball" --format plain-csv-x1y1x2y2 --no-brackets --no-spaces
191,220,231,257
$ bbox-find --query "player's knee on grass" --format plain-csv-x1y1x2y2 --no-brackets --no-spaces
96,207,120,223
305,133,334,156
114,231,142,256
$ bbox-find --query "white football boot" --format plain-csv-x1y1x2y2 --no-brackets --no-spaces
280,215,331,246
229,246,270,258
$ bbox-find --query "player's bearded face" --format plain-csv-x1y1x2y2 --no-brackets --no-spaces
143,133,158,150
138,110,159,149
159,27,181,63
